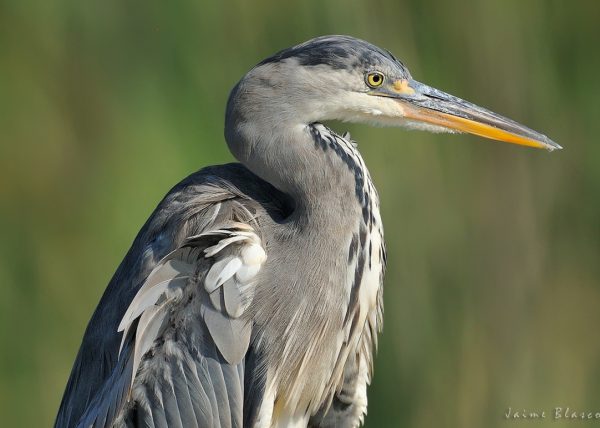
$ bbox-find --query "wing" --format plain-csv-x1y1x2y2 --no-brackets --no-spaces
55,164,288,428
109,223,266,428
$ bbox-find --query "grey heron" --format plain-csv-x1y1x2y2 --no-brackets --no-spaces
55,35,560,428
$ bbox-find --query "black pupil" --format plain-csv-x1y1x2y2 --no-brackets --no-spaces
372,74,381,83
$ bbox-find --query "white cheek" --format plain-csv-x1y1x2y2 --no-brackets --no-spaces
331,93,458,134
371,97,406,118
329,92,404,123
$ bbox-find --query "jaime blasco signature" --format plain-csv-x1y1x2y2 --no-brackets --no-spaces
505,407,600,421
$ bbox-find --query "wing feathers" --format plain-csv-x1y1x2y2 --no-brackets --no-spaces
161,379,185,428
204,235,248,257
201,303,252,365
205,256,243,293
56,167,282,428
148,387,169,428
169,359,200,428
132,300,170,386
206,358,232,428
110,222,265,425
222,277,243,318
221,363,244,428
184,357,214,425
198,225,265,363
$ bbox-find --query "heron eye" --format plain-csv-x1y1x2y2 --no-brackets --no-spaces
366,72,384,88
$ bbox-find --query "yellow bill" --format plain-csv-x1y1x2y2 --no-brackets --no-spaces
383,79,561,151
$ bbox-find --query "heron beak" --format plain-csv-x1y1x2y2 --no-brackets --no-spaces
386,79,561,151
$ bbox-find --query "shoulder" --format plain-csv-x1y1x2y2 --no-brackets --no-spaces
106,163,289,312
56,163,287,427
147,163,290,234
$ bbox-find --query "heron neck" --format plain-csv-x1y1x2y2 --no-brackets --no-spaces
227,119,367,231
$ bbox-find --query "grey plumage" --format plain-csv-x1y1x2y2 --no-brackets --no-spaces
55,35,559,428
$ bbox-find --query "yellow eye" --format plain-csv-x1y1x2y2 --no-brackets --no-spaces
366,72,385,88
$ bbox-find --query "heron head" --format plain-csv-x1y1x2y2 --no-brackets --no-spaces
230,35,559,151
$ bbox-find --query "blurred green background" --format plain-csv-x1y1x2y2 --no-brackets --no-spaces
1,0,599,427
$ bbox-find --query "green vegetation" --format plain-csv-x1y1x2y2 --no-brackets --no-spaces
1,1,599,426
